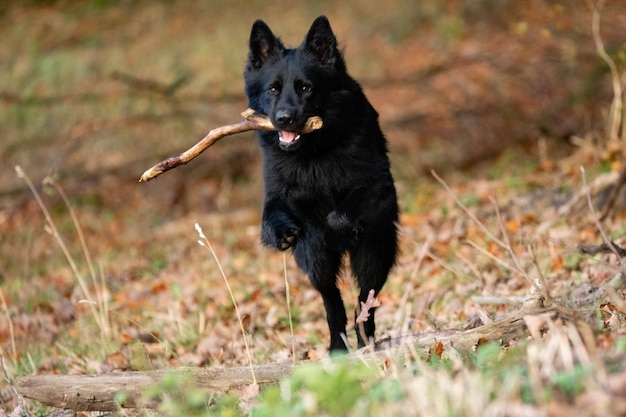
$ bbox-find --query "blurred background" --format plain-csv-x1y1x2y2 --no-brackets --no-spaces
2,1,624,205
0,0,625,386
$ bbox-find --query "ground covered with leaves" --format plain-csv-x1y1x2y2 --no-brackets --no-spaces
1,1,626,416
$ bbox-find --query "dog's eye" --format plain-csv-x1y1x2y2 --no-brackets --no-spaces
268,85,280,95
300,84,312,93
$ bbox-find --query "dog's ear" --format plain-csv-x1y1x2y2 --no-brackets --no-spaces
248,19,283,69
304,16,344,69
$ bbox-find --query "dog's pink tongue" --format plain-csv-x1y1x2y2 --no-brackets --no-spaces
280,131,298,143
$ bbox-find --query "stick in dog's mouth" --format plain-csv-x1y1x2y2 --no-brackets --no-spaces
139,109,323,182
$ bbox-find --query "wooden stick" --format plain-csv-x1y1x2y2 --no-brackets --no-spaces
139,109,323,182
578,240,626,257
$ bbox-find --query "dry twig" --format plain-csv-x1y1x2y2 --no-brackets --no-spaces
578,241,626,258
600,167,626,221
139,109,323,182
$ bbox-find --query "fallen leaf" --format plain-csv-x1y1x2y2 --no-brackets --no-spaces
304,349,320,361
105,351,128,371
356,289,381,323
505,219,520,233
429,340,444,359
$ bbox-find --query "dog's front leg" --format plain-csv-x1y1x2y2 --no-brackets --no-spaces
261,197,301,251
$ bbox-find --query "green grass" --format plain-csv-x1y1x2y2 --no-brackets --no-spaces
129,337,621,417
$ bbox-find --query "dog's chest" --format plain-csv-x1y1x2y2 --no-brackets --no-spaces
269,153,353,208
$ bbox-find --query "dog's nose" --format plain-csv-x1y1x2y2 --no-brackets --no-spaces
275,109,295,128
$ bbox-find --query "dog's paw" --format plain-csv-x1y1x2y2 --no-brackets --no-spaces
324,211,360,250
262,220,300,251
278,232,297,250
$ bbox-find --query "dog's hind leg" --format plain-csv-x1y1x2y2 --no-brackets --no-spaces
350,224,397,348
292,230,348,351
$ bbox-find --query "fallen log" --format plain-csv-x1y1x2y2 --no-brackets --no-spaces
138,109,323,182
16,363,294,412
16,294,579,411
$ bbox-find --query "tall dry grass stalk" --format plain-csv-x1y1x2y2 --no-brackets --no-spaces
283,253,296,362
195,223,257,385
587,0,625,152
0,288,16,359
15,166,111,342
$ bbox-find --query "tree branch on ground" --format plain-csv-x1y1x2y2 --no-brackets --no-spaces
600,167,626,221
578,241,626,258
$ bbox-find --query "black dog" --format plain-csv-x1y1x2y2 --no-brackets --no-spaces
245,16,398,351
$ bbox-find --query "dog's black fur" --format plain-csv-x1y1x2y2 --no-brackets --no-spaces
244,16,398,351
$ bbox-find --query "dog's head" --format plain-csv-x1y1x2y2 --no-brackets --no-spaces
244,16,348,151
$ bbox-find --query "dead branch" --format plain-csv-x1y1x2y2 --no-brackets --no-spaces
376,292,569,352
600,167,626,221
15,293,583,412
578,240,626,257
16,363,294,412
554,171,620,218
139,109,323,182
111,70,191,97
